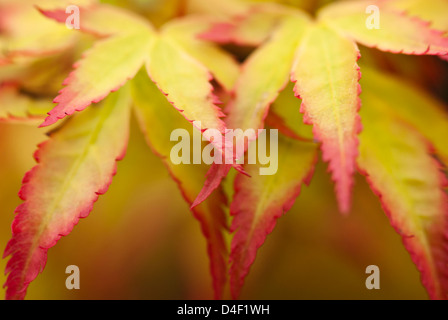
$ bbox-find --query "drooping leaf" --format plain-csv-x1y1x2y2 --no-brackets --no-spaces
318,0,448,56
229,132,318,299
291,23,362,214
357,89,448,300
360,65,448,166
130,69,228,299
3,85,132,300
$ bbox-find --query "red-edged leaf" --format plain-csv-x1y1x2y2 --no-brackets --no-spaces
3,86,131,300
131,69,228,299
266,81,314,141
191,163,232,209
318,0,448,56
385,0,448,31
357,89,448,300
291,23,362,214
160,17,240,91
230,133,318,298
38,4,154,127
191,14,310,209
0,1,81,59
199,3,294,47
360,65,448,166
146,36,225,133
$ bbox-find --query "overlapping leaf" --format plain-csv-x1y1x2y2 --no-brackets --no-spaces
386,0,448,31
40,3,236,159
131,69,228,299
291,23,362,214
160,17,239,91
200,3,295,47
229,133,318,298
197,0,448,214
38,4,155,127
266,81,313,141
318,0,448,56
0,0,85,59
357,86,448,300
3,86,132,300
192,12,310,208
360,66,448,166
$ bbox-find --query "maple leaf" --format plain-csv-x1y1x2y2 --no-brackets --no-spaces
131,69,229,299
2,0,448,301
358,68,448,299
195,0,448,299
3,86,132,300
2,2,240,300
38,3,238,161
229,133,318,298
0,0,86,60
196,0,448,214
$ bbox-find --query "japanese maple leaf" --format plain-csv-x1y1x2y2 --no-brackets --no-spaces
3,3,240,299
198,0,448,214
199,0,448,298
357,66,448,300
37,3,235,157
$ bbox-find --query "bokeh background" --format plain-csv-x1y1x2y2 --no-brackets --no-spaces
1,0,447,299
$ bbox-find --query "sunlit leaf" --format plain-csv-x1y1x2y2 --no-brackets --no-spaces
131,69,228,299
360,65,448,166
230,133,318,298
3,86,131,300
358,89,448,300
291,23,361,214
318,0,448,55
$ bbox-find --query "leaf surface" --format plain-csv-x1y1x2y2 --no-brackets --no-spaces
161,17,240,91
360,66,448,166
230,133,318,298
291,23,361,213
386,0,448,31
318,0,448,55
3,86,131,300
131,69,228,299
358,90,448,300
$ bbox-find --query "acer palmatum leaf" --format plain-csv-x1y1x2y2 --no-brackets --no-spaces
229,134,318,298
291,23,362,214
3,86,131,300
358,90,448,300
131,69,229,299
